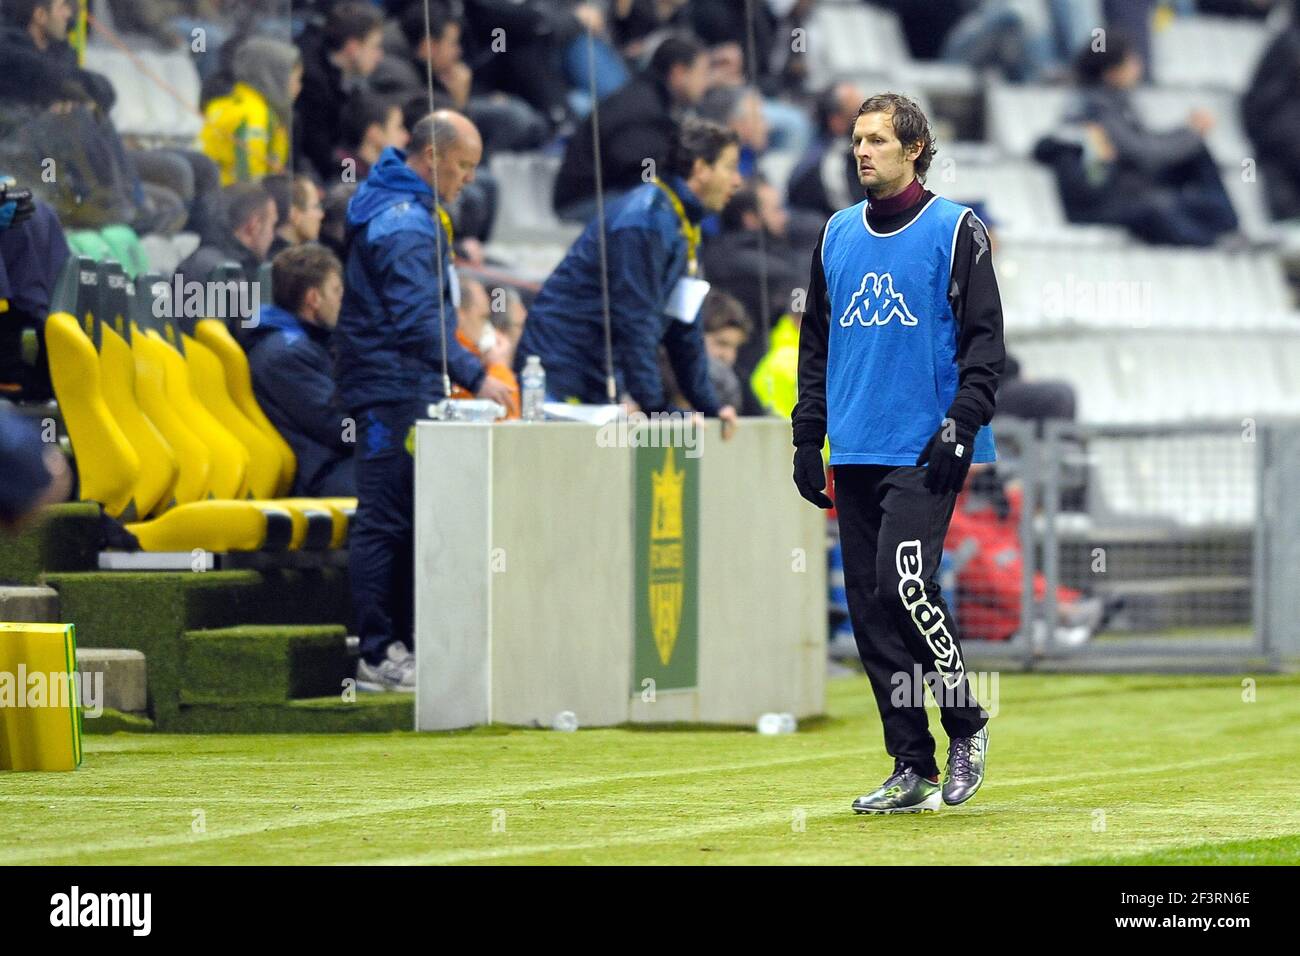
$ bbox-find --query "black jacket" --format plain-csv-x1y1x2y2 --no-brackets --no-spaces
245,304,356,497
295,26,348,182
0,27,116,112
793,187,1005,450
553,73,678,212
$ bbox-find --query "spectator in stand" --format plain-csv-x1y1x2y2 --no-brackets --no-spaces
1243,6,1300,220
700,177,801,413
519,117,741,431
0,0,195,234
296,2,386,182
246,243,355,498
695,85,769,179
1048,34,1239,247
398,0,549,154
452,277,520,418
553,33,710,222
699,289,751,412
461,0,605,128
175,182,277,284
788,83,866,222
0,0,115,112
337,91,410,184
318,181,358,261
265,174,325,258
200,36,302,185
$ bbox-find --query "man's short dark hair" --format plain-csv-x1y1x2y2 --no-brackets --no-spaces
262,174,293,224
857,92,937,183
668,116,739,179
272,243,342,314
340,91,398,149
650,34,704,83
325,1,384,51
4,0,52,29
223,182,274,232
400,0,455,51
1074,33,1134,86
701,289,752,338
720,181,759,232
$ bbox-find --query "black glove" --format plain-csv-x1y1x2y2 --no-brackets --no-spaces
793,444,833,509
915,417,978,495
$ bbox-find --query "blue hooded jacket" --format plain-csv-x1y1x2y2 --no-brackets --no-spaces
516,175,721,415
335,146,485,413
245,303,356,497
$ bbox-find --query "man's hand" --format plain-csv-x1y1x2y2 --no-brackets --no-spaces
793,444,832,509
915,417,977,495
718,405,738,441
476,375,514,409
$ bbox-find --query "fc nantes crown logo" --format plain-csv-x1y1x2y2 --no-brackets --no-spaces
648,446,685,665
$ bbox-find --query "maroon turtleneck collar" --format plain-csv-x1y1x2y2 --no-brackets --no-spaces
866,177,924,218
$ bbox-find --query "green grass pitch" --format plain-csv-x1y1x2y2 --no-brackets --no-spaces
2,673,1298,865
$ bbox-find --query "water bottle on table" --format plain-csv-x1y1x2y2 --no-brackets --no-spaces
521,355,546,422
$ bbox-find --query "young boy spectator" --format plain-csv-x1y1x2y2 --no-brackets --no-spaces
200,36,302,185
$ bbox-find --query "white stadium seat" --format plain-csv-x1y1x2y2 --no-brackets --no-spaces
1151,15,1274,93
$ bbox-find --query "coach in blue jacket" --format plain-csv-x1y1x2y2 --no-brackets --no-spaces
336,110,512,693
516,117,741,429
246,243,355,498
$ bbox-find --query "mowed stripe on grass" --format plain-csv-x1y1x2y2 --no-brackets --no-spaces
2,673,1298,865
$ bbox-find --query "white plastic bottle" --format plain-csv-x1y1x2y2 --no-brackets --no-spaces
521,355,546,422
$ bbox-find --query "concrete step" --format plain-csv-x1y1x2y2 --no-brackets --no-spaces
0,585,60,623
75,647,147,716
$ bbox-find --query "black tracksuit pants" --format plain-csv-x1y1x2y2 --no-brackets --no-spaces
833,463,989,779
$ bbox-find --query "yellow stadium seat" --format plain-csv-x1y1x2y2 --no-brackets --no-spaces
45,311,140,518
42,259,290,553
93,263,178,518
193,317,296,496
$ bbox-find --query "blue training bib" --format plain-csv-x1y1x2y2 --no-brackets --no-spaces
820,194,997,467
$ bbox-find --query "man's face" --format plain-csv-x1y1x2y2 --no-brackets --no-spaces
457,279,490,340
1105,51,1143,90
852,110,919,195
250,199,278,259
734,91,769,153
288,63,303,103
424,22,462,74
347,28,385,78
291,187,323,242
705,327,745,367
35,0,72,44
695,143,742,213
670,54,711,106
313,270,343,328
756,182,787,238
381,107,409,150
432,130,482,203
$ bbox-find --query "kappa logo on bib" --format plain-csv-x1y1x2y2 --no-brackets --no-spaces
838,271,919,328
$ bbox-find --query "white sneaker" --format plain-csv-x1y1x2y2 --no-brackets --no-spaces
355,642,416,693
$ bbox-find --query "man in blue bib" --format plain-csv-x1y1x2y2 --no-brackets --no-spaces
792,93,1006,814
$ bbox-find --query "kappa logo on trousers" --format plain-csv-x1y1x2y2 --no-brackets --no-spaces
895,539,965,688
